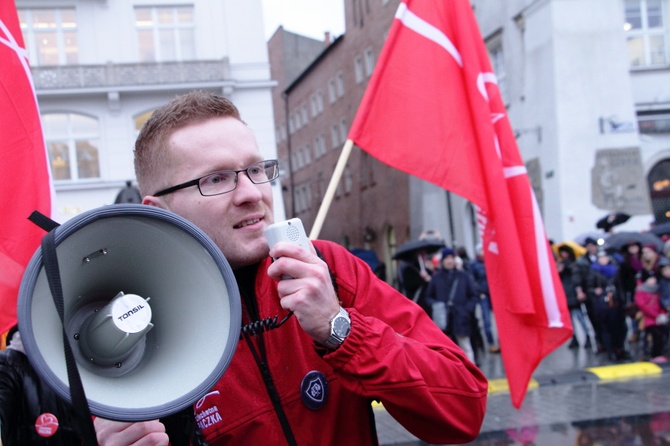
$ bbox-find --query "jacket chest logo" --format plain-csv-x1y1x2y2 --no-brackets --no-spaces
300,370,329,410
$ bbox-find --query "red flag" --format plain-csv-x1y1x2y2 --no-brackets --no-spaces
348,0,573,408
0,1,52,335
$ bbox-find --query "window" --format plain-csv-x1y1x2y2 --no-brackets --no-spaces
19,8,78,66
625,0,666,67
354,56,365,83
328,78,337,103
364,47,375,77
339,119,348,143
135,5,195,62
314,134,327,158
336,71,345,97
311,94,319,117
648,158,670,222
42,113,100,181
301,105,309,125
360,151,376,189
316,91,324,113
303,145,312,165
344,165,353,194
486,31,508,105
331,124,340,149
134,110,154,135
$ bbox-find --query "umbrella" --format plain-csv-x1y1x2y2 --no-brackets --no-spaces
573,231,609,247
554,241,586,259
649,222,670,238
596,212,630,231
602,231,664,253
392,238,445,262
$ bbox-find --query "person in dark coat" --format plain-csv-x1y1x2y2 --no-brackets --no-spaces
557,245,593,350
0,326,85,445
425,248,479,363
658,256,670,311
576,238,604,352
586,251,629,361
469,244,499,354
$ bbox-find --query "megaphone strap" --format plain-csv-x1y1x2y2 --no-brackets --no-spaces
28,210,60,232
41,229,98,446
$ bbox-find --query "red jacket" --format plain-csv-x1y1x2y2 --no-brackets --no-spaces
195,240,487,445
635,283,666,329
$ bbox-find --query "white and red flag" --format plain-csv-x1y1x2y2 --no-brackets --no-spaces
0,0,52,335
348,0,573,408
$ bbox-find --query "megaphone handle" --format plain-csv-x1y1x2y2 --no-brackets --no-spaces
41,230,98,446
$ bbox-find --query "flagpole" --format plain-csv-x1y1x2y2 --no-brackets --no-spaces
309,139,354,239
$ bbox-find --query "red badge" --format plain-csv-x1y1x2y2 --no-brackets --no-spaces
35,413,59,437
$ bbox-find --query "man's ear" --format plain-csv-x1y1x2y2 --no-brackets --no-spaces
142,195,166,209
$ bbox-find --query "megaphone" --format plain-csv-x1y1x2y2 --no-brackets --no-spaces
18,204,241,421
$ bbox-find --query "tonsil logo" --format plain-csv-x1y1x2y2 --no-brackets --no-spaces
117,304,145,322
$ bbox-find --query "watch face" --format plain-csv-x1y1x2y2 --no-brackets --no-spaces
332,316,351,338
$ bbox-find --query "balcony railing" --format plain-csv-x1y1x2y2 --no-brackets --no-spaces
31,59,231,91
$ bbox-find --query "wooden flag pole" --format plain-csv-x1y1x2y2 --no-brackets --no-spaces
309,139,354,239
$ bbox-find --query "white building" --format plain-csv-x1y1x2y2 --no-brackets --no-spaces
464,0,670,243
16,0,284,223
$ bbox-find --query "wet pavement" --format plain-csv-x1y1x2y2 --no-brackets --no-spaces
373,327,670,445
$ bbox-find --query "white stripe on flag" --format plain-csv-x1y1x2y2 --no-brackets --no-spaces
503,166,526,178
396,2,463,67
531,187,564,327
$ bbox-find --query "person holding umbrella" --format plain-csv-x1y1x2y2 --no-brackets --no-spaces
394,232,445,311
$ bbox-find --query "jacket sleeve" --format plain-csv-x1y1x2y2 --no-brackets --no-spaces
316,241,487,444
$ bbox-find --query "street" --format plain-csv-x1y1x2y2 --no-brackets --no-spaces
374,338,670,445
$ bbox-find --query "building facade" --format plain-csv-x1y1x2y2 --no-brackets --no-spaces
269,0,408,282
269,0,670,275
472,0,670,242
17,0,284,223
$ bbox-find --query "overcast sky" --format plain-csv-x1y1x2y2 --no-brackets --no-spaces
261,0,345,41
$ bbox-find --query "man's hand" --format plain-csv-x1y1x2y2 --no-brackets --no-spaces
267,242,340,344
94,418,168,446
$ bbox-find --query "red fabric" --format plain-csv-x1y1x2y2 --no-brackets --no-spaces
197,240,487,445
634,286,665,329
348,0,573,408
0,1,51,334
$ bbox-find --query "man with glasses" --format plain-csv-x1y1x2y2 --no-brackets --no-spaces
94,91,487,445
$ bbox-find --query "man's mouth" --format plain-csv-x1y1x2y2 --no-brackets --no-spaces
234,218,261,229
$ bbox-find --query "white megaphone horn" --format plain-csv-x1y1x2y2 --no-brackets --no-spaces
18,204,241,422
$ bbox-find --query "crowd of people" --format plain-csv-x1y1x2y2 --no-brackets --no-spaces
556,237,670,363
396,232,670,367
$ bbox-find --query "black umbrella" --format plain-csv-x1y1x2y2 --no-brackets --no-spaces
596,212,631,231
392,238,445,262
649,222,670,238
602,231,664,253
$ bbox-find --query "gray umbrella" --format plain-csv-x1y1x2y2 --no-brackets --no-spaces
602,231,664,252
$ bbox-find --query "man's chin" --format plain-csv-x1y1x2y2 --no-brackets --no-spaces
225,246,270,270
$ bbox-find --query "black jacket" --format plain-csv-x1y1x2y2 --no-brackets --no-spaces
0,348,84,445
425,268,478,336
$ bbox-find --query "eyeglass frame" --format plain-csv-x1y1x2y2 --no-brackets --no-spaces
153,159,279,197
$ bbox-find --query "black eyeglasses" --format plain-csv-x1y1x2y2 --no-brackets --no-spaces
153,160,279,197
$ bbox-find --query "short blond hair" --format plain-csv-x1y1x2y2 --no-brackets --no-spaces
134,91,242,196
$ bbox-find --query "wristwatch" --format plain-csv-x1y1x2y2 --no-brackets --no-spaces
323,307,351,349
